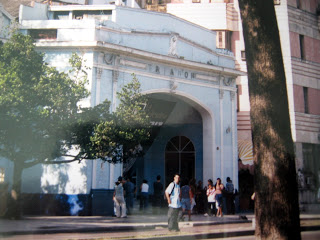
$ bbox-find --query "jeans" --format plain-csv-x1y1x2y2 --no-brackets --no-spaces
139,192,149,211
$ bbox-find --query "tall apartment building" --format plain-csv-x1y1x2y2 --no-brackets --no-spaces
163,0,320,208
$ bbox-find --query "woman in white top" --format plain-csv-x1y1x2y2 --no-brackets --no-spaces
140,179,149,212
206,183,216,216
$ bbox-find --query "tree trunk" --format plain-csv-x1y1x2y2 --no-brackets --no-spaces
7,161,23,219
237,1,301,239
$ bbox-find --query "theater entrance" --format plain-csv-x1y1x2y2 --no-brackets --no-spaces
165,136,195,186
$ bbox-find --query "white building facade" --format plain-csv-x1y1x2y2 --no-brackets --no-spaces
0,2,243,215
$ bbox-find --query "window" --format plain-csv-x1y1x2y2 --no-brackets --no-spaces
241,50,246,60
216,31,232,50
299,35,305,60
165,136,195,186
54,11,69,20
29,29,57,40
303,87,309,114
0,168,4,183
296,0,301,9
302,143,320,190
236,85,241,112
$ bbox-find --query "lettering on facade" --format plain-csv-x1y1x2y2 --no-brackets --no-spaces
109,57,220,85
155,65,160,74
184,71,188,78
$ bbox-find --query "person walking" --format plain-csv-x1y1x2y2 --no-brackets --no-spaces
189,178,196,214
215,178,224,217
140,179,149,212
165,173,181,232
113,177,127,218
123,177,135,215
153,175,164,214
180,179,191,221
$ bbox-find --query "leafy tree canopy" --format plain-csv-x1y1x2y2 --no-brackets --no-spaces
0,33,151,171
90,74,151,164
0,32,90,169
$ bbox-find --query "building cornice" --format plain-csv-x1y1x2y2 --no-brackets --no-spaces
34,40,245,77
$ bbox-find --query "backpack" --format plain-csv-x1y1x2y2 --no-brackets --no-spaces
164,182,175,199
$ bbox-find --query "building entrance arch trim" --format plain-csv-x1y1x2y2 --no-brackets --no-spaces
142,89,216,183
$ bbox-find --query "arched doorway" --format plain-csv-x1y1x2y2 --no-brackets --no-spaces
165,136,195,186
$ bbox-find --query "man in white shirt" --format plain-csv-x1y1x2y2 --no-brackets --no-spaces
165,173,181,232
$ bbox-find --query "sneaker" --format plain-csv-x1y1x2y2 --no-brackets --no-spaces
204,213,209,217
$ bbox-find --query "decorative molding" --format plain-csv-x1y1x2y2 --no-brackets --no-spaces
119,59,148,69
223,77,234,86
170,80,178,93
195,74,218,82
112,70,119,82
219,89,224,99
103,53,114,65
230,91,236,101
168,34,178,57
96,67,103,79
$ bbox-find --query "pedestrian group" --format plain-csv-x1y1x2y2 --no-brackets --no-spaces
113,174,236,232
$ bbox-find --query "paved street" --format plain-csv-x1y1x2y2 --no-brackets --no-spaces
1,213,320,240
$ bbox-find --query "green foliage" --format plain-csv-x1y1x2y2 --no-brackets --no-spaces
0,31,150,183
91,74,151,163
0,32,90,167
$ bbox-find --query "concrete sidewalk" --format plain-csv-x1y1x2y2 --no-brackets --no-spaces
0,213,320,239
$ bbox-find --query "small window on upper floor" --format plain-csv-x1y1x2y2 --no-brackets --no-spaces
296,0,301,9
216,31,232,51
54,11,69,20
241,50,246,61
29,29,57,40
0,168,4,183
299,34,305,60
303,87,309,114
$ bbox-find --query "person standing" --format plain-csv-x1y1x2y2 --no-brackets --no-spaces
206,183,216,216
113,177,127,218
153,175,164,214
225,177,235,214
203,179,213,216
165,173,181,232
195,180,205,214
123,177,135,215
140,179,149,212
215,178,224,217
